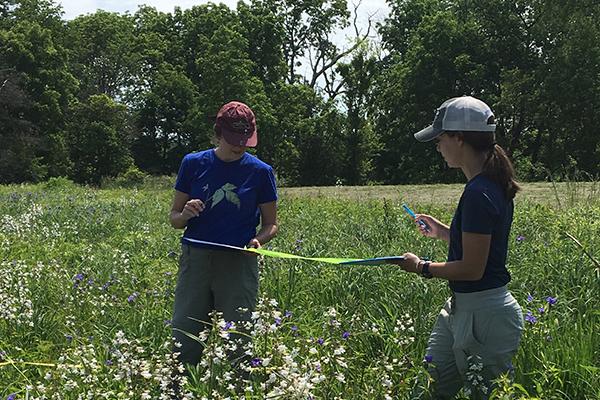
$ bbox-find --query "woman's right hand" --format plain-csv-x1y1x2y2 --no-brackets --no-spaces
181,199,205,220
414,214,449,241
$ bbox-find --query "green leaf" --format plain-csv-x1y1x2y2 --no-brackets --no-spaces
222,183,237,191
580,364,600,373
225,190,241,209
211,189,225,208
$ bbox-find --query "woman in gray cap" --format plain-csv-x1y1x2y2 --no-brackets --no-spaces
396,96,524,399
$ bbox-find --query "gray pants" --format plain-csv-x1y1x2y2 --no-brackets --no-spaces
172,244,259,366
424,286,524,399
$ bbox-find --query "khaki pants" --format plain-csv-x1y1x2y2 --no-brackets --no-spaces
424,286,524,399
171,244,259,366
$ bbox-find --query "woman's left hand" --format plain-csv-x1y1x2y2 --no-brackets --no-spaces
395,252,421,274
247,238,261,249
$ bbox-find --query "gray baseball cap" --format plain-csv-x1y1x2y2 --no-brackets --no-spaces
414,96,496,142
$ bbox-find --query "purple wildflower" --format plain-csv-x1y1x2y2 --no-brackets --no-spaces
424,354,433,364
105,359,113,366
525,311,537,324
250,357,262,367
526,293,533,303
516,235,525,243
317,338,324,345
342,331,350,339
291,325,298,332
274,317,282,326
73,273,84,288
7,394,17,400
284,310,293,318
546,296,557,306
223,321,233,330
538,307,545,314
127,292,139,304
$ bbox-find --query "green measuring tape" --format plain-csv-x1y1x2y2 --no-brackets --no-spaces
182,238,404,266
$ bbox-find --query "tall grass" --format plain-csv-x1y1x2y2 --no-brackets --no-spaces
0,181,598,399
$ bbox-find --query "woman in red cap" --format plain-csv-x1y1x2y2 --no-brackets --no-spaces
169,101,278,371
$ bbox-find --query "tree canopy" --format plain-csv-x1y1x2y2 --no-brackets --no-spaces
1,0,598,185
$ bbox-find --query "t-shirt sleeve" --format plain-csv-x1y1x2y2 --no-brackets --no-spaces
174,155,192,194
461,189,499,234
257,166,278,204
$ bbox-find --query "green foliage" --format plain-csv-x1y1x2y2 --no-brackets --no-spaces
102,165,148,189
66,94,133,185
1,0,599,186
0,183,598,397
1,2,77,181
66,10,138,98
43,176,76,189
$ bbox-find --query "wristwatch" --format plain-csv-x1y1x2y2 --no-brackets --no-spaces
420,261,433,279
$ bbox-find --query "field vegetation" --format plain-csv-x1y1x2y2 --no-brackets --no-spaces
1,180,598,399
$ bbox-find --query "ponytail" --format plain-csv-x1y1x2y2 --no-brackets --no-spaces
447,128,521,200
483,144,521,200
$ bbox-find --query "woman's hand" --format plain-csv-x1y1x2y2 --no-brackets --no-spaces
246,238,261,249
394,252,421,274
181,199,205,220
414,214,449,242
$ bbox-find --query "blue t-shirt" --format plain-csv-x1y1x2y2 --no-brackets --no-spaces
448,174,513,293
174,149,278,248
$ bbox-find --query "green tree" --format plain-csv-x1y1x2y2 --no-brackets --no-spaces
0,65,40,183
133,63,201,174
338,41,381,185
66,94,132,184
237,0,286,89
66,10,138,99
1,0,77,180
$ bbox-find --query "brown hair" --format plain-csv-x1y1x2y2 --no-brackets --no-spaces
446,121,521,199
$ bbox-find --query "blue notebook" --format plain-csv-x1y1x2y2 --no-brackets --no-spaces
340,256,405,266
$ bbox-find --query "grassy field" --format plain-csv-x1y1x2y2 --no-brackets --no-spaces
0,180,599,399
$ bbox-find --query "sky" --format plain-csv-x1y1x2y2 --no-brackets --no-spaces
57,0,391,47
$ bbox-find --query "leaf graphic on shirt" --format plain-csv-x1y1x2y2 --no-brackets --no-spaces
211,189,225,208
209,183,240,209
225,190,241,209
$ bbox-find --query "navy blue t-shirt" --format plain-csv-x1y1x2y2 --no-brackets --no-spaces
174,149,277,248
448,174,513,293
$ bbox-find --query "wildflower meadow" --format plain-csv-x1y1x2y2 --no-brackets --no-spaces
1,178,599,399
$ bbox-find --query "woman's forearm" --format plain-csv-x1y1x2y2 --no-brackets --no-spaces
255,224,278,245
170,211,189,229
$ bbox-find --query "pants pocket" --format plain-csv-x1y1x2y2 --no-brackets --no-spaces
471,304,524,353
177,244,191,278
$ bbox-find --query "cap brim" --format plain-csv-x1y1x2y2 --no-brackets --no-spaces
222,129,258,147
414,125,443,142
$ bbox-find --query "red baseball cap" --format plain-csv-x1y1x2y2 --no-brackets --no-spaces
215,101,258,147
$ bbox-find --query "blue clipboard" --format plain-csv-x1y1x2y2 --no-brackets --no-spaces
339,256,405,266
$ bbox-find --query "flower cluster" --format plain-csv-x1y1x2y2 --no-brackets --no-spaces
22,331,192,399
0,260,38,327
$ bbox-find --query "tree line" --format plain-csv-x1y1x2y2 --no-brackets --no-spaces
1,0,599,186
